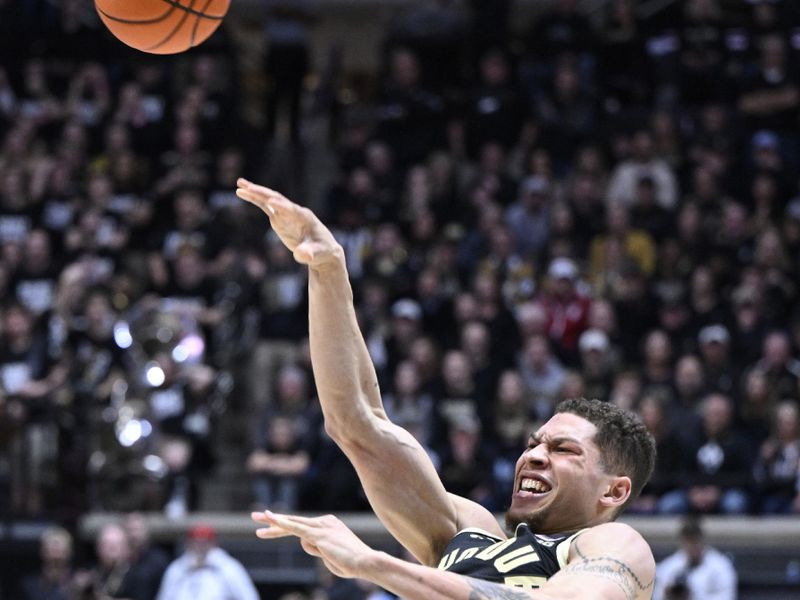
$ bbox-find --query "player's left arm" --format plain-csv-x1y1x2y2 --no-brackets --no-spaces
254,512,653,600
544,522,655,600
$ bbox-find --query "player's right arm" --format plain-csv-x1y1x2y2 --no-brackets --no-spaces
236,180,504,565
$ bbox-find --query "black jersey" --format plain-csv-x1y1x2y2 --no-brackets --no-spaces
437,524,582,589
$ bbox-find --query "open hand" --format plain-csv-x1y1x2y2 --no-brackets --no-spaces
252,510,376,579
236,179,343,269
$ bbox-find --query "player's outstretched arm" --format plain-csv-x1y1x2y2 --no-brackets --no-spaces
237,180,502,565
253,512,653,600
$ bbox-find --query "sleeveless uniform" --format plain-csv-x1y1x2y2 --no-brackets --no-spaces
437,523,583,589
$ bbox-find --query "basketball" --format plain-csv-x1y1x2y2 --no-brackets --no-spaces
94,0,231,55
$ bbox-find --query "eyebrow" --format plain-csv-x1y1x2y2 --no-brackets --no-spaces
528,433,583,446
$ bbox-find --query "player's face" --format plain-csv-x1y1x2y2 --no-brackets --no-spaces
506,413,614,534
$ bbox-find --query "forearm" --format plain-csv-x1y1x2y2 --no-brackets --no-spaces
308,255,386,436
360,551,551,600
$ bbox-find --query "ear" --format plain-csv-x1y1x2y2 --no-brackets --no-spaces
599,476,632,510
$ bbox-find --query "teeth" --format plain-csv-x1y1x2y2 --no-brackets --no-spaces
521,478,550,493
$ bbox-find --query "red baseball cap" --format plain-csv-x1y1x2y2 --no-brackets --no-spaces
187,524,217,541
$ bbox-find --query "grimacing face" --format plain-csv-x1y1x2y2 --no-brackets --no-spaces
506,413,628,534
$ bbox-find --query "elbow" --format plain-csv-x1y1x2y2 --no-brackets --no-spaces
323,407,387,448
324,418,365,447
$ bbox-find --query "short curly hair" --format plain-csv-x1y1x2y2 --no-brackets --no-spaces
555,398,656,514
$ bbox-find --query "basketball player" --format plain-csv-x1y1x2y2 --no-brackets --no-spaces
237,179,657,599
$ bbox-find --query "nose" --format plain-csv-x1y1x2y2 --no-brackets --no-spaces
522,442,549,468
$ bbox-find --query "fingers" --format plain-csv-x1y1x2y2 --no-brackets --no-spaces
255,526,294,539
251,510,319,540
235,187,277,216
236,179,294,215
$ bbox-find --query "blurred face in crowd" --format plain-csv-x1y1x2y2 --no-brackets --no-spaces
763,331,791,369
637,395,665,435
701,393,732,438
524,335,551,371
442,350,472,392
644,330,671,366
699,337,729,368
480,51,509,86
775,402,799,442
588,300,616,334
631,131,654,161
410,336,439,380
269,416,296,452
41,528,72,567
461,321,490,360
760,35,786,71
394,361,421,396
390,49,419,88
675,355,705,398
516,301,548,338
277,366,307,405
97,524,130,570
25,229,52,271
124,513,150,554
497,370,525,409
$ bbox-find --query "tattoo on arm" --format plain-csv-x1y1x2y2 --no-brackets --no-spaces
467,578,532,600
565,538,653,600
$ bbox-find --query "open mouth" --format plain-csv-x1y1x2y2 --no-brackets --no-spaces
518,477,552,495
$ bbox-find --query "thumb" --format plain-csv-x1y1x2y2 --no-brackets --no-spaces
293,240,327,265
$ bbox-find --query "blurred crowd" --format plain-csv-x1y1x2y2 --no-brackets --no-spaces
2,0,800,547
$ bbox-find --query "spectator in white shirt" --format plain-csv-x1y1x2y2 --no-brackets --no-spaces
653,518,737,600
156,524,259,600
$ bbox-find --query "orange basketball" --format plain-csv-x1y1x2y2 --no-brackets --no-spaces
94,0,230,55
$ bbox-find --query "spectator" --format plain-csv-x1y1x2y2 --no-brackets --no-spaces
383,360,435,446
72,522,135,599
123,513,170,600
597,0,650,111
606,129,679,210
156,524,259,600
738,33,800,136
438,412,495,511
641,329,675,399
753,400,800,514
19,526,75,600
374,47,446,169
458,48,526,158
577,328,616,403
247,413,310,511
634,393,691,515
753,330,800,403
504,175,551,259
537,257,591,362
517,334,565,421
678,393,754,514
589,201,657,280
697,325,737,397
653,518,737,600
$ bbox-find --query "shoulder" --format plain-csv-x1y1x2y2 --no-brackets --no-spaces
569,522,655,576
449,493,506,541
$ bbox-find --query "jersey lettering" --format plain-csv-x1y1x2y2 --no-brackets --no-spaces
455,547,480,564
494,545,540,573
475,538,516,561
439,525,575,584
